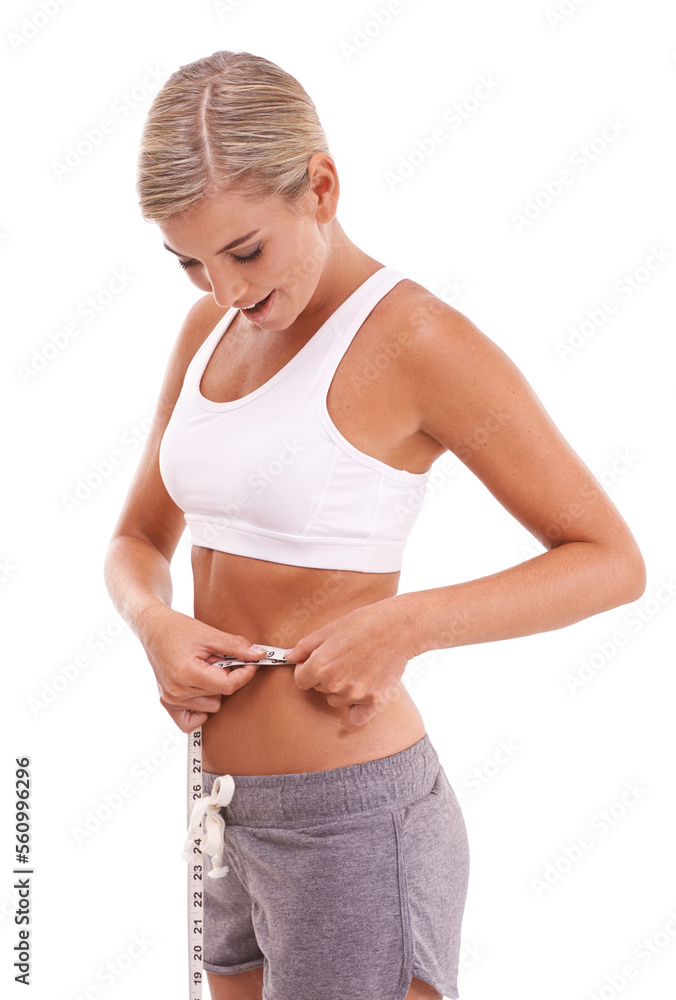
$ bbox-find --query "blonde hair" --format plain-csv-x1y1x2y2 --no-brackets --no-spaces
136,50,331,224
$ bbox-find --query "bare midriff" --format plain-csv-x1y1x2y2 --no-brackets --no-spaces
195,546,426,777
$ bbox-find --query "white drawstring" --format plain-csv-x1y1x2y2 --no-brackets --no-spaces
181,774,236,879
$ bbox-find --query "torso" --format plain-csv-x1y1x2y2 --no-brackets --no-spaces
196,266,447,775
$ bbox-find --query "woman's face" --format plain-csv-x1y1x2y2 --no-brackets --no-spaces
159,180,333,329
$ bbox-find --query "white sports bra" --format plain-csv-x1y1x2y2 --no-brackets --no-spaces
158,265,432,573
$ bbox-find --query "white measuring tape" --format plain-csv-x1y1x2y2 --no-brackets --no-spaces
183,645,295,1000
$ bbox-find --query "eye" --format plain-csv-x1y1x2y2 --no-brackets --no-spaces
232,246,263,265
177,245,263,270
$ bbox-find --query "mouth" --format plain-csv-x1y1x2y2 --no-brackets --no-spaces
238,289,274,316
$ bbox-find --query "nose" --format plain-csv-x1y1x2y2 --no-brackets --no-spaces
207,267,249,310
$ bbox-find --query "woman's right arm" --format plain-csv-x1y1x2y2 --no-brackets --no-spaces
103,294,267,732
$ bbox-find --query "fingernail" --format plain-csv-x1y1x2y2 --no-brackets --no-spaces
249,645,267,653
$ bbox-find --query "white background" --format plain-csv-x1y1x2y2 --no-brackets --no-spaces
2,1,675,998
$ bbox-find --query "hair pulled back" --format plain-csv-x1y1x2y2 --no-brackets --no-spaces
136,50,330,223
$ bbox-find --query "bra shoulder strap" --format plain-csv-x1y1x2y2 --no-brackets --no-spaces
318,267,407,383
181,307,237,391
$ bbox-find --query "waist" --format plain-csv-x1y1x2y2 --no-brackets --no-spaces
202,660,426,774
194,549,425,775
191,546,401,647
200,733,438,826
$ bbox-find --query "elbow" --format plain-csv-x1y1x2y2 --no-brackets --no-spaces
605,539,647,608
619,556,647,606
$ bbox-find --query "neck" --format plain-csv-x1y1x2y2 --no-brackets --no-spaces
309,220,384,318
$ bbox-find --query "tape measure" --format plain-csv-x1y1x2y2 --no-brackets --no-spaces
184,645,295,999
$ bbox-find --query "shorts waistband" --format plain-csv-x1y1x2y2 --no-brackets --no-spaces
201,732,439,828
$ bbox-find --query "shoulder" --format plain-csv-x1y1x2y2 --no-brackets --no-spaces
378,276,501,371
379,277,538,441
154,293,229,421
175,293,230,364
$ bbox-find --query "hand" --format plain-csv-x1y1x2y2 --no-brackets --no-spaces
140,604,268,733
156,656,259,733
282,599,417,726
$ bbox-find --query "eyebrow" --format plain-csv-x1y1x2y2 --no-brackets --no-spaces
162,228,261,258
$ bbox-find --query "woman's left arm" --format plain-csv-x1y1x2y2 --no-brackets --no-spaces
286,301,646,721
391,302,646,655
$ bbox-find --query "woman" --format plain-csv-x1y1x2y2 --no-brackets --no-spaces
104,49,645,1000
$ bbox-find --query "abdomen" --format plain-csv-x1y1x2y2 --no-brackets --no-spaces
193,548,426,775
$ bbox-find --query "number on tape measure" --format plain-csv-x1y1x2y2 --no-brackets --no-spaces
187,725,205,1000
185,645,295,997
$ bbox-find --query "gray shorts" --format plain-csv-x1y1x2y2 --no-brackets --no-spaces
201,733,470,1000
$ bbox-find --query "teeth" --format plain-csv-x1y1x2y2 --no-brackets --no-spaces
242,292,271,310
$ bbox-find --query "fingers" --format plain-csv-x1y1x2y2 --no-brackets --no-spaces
282,625,329,666
283,640,315,664
324,691,353,709
209,632,269,662
219,661,260,695
159,694,219,719
158,699,209,733
160,661,234,705
159,661,260,730
180,709,209,732
161,692,222,713
347,704,376,726
292,661,316,691
158,657,262,712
